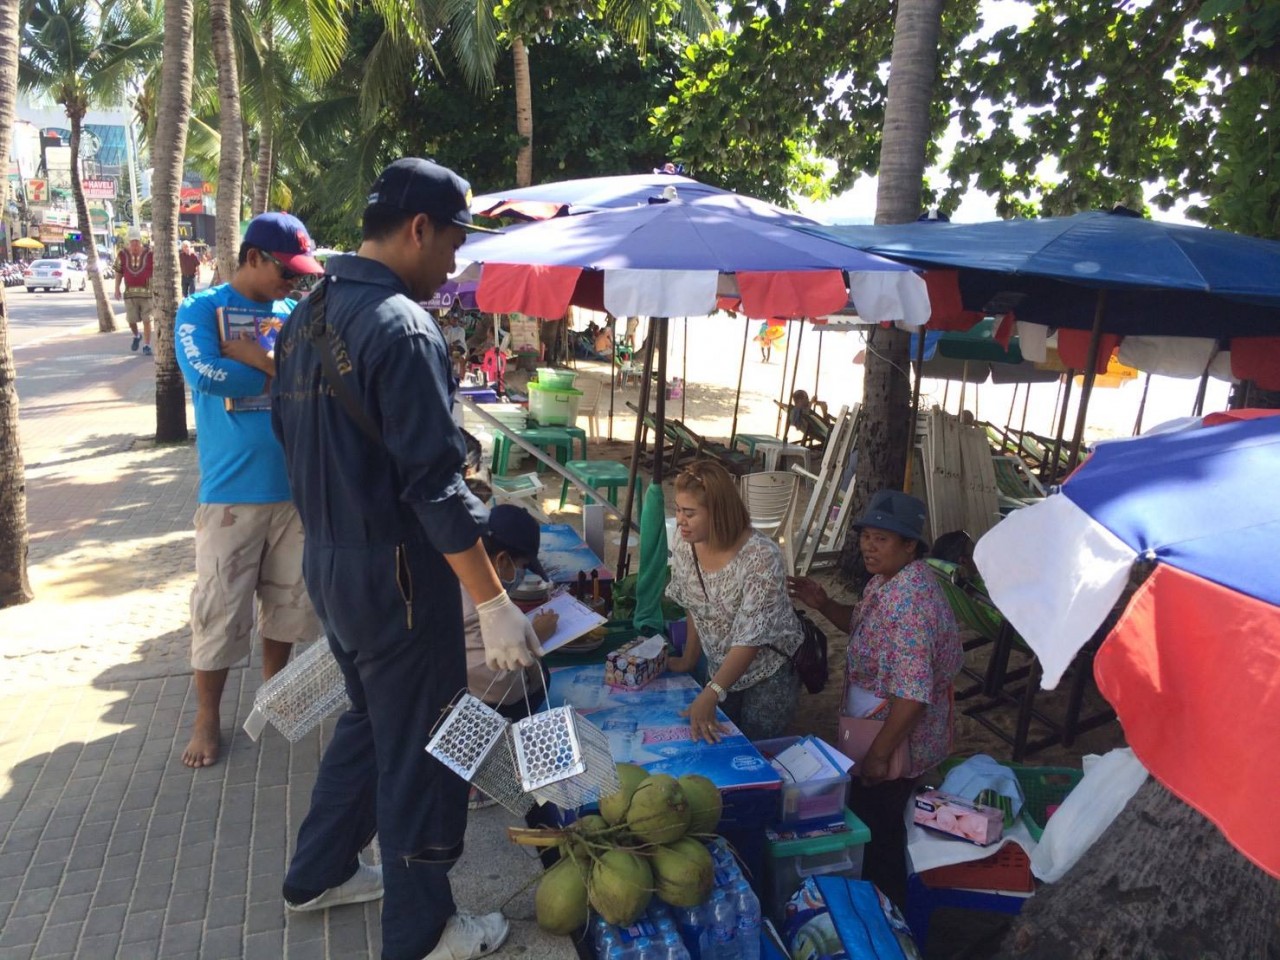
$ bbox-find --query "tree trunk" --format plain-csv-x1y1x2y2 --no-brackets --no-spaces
68,113,117,333
251,18,274,217
152,0,195,444
210,0,242,283
843,0,942,571
0,0,30,608
241,118,253,221
513,35,534,187
994,779,1280,958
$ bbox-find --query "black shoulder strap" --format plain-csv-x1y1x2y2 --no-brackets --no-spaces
305,278,383,446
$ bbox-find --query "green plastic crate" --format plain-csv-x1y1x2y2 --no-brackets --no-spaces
936,758,1082,841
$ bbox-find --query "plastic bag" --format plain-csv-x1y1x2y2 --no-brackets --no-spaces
1030,747,1148,883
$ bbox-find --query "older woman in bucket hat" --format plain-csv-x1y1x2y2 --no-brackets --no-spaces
789,490,962,908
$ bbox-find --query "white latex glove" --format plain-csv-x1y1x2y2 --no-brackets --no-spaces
475,591,541,671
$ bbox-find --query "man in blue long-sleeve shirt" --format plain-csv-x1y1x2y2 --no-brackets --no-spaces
175,212,325,768
271,159,540,960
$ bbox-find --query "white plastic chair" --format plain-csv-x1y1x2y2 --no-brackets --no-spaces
576,377,602,439
740,471,799,574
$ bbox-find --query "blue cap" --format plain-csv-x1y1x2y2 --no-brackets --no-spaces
366,158,497,232
854,490,929,546
242,212,324,275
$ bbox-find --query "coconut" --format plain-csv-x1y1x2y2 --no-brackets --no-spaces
535,857,589,935
589,849,653,926
626,773,692,845
651,837,714,907
677,774,723,835
573,814,610,838
599,763,649,825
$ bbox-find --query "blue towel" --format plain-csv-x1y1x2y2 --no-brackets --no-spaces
938,754,1024,818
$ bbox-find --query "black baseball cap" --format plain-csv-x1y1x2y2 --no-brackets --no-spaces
365,158,497,232
486,505,548,578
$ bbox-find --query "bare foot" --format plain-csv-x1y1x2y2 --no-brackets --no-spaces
182,713,221,767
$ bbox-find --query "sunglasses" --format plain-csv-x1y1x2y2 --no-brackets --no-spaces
260,250,300,281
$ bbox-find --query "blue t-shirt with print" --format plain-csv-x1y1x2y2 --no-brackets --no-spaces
175,284,294,504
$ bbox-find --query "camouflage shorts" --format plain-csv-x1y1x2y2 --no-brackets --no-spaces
190,502,321,671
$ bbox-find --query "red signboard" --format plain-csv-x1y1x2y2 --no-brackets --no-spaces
82,177,116,200
180,186,204,214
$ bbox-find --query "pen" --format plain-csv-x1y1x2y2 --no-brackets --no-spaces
591,569,600,603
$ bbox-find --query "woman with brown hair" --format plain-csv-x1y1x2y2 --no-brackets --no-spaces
665,460,803,742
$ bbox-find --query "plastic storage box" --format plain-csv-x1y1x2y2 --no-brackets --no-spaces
754,736,851,826
528,382,583,426
764,808,870,925
536,367,578,390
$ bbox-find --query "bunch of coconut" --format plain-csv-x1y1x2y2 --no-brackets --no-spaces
515,763,725,935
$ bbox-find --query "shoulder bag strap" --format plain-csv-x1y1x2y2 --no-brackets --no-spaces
305,278,383,447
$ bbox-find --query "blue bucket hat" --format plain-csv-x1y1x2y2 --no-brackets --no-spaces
853,490,929,547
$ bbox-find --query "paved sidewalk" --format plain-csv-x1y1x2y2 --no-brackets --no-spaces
1,325,574,958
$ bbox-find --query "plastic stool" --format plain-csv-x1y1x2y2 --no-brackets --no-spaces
492,428,573,475
558,460,643,516
531,419,588,459
732,433,777,463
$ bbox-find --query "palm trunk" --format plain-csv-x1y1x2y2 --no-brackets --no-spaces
68,113,117,333
152,0,195,444
252,123,272,216
0,0,30,607
844,0,942,572
513,35,533,187
210,0,242,284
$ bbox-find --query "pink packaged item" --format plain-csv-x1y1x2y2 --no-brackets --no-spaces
913,790,1005,846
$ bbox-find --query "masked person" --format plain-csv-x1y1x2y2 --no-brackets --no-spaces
271,158,538,960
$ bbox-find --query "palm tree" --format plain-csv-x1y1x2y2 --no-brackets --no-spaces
444,0,716,186
152,0,196,444
846,0,942,559
0,0,31,608
18,0,160,334
210,0,242,282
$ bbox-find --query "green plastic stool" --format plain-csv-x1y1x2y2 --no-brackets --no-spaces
558,460,643,515
530,419,588,460
493,428,573,475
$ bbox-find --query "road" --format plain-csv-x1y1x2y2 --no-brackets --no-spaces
6,283,121,350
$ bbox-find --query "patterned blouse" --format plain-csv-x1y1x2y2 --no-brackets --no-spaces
845,558,963,778
667,532,803,692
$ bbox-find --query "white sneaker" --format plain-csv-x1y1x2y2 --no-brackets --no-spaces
285,863,384,912
422,912,510,959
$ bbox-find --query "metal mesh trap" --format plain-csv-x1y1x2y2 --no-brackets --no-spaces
512,706,620,810
243,638,349,742
425,693,533,816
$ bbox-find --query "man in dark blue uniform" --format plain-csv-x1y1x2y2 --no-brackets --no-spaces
271,158,539,960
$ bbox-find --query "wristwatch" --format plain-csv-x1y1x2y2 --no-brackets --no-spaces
706,681,727,703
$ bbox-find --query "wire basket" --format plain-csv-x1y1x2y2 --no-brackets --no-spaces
511,706,620,810
243,638,349,742
425,693,534,816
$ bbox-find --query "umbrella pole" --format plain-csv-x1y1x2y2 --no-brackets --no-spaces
654,317,670,483
1192,364,1211,417
1005,382,1019,433
617,325,658,579
681,317,688,423
608,315,616,441
729,318,749,447
1067,292,1107,471
815,329,824,398
775,324,792,436
785,321,806,441
942,379,950,412
1019,379,1032,437
904,326,927,493
1133,372,1153,436
958,362,969,415
1045,370,1075,483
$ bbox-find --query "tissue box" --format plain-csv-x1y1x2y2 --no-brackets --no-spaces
604,636,668,690
913,790,1005,846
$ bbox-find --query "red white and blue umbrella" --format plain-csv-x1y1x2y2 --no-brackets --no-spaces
974,410,1280,877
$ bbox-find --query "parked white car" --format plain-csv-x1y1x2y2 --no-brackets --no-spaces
25,258,87,292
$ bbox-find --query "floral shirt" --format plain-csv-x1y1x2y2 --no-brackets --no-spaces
666,532,803,692
846,559,963,778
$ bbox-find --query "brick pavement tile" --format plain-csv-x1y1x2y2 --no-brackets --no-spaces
9,886,57,919
56,867,101,896
114,807,153,835
242,929,284,960
175,838,214,870
12,806,52,834
0,913,44,949
49,793,90,822
31,837,74,866
283,935,327,960
213,842,249,878
20,862,65,891
146,810,185,838
75,933,121,958
329,908,372,956
36,816,81,843
159,918,203,955
92,878,136,910
106,829,147,860
44,891,93,927
127,883,171,914
0,798,26,826
171,863,211,898
81,903,128,937
116,939,160,960
205,894,246,931
0,899,13,932
1,828,40,857
29,921,81,956
65,842,107,872
0,851,36,884
199,925,245,960
141,831,180,865
57,777,96,800
119,908,164,944
245,900,285,935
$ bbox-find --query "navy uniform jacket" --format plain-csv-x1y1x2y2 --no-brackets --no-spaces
271,254,488,656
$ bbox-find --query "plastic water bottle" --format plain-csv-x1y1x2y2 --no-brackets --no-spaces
674,903,708,960
662,930,692,960
605,942,637,960
732,880,762,960
706,889,738,960
633,936,664,960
